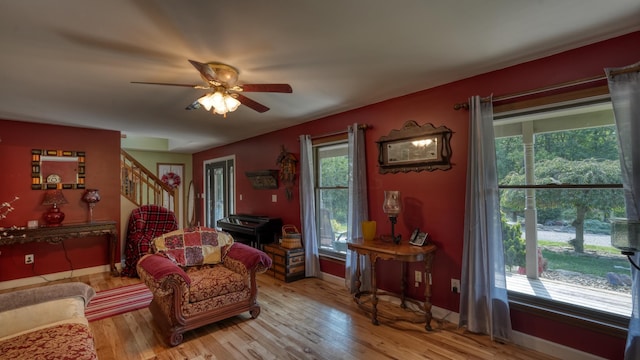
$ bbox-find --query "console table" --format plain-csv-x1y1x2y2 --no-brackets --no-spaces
0,221,120,276
347,239,436,331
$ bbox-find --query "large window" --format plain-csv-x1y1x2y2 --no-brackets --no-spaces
315,140,349,257
494,97,631,326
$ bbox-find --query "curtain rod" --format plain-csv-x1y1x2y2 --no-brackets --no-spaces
309,124,370,140
453,64,640,111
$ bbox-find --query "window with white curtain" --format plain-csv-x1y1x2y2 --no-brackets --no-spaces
494,96,630,328
314,139,349,258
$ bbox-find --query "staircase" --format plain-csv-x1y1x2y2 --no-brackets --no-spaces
120,149,178,211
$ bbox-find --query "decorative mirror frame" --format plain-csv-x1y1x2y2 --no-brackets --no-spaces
377,120,452,173
32,149,86,190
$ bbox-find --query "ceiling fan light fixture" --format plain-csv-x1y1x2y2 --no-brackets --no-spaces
225,95,241,112
198,90,240,116
211,91,225,108
197,93,215,111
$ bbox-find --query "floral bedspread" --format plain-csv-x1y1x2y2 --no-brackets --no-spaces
0,323,97,360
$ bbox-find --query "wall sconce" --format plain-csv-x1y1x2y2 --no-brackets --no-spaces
41,190,68,226
82,189,101,223
383,190,401,244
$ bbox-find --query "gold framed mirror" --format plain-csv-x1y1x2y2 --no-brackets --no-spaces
377,121,452,173
32,149,86,190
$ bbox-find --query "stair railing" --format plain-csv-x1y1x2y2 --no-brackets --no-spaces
120,149,178,211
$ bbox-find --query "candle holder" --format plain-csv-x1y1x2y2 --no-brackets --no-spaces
82,189,101,223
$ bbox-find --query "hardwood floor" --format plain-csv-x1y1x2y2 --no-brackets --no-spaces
11,272,558,360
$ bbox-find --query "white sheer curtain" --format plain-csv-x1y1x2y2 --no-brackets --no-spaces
606,61,640,360
345,123,370,292
300,134,321,277
459,95,512,342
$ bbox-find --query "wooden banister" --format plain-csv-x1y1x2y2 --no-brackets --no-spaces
120,149,178,211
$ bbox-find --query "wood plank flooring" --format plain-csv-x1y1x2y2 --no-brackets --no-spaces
7,272,558,360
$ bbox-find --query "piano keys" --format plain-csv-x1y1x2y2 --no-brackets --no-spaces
217,214,283,249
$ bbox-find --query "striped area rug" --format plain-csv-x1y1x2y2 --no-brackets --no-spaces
85,282,152,322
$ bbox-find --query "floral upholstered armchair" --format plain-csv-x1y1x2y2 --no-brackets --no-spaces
122,205,178,277
136,227,272,346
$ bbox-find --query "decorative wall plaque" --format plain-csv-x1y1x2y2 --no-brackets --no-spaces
377,120,452,173
246,170,279,189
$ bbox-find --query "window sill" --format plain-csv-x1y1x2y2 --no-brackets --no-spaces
318,250,346,262
507,274,629,338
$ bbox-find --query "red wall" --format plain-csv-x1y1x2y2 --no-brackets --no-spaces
0,120,121,281
193,31,640,358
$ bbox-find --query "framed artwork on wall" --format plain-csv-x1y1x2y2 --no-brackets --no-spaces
377,120,452,174
158,163,184,226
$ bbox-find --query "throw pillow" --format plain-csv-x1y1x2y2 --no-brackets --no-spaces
152,227,234,267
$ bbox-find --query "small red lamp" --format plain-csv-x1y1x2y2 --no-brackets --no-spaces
42,190,68,226
82,189,101,222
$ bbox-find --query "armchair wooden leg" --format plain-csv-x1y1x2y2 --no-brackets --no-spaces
249,305,261,319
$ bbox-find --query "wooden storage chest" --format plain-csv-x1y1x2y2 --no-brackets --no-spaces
263,243,305,282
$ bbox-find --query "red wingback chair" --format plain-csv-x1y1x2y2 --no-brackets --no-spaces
136,227,272,346
122,205,179,277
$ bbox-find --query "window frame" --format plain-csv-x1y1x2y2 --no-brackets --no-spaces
493,86,629,336
312,135,349,259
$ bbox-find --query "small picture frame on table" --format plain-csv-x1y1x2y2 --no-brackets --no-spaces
410,232,429,246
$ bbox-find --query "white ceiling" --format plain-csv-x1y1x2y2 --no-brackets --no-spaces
1,1,639,153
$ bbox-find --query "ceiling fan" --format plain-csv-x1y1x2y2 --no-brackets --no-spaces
132,60,292,116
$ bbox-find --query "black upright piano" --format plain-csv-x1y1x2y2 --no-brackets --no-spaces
217,214,283,249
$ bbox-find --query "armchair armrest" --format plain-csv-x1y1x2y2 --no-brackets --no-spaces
137,254,191,285
226,242,273,271
0,282,95,312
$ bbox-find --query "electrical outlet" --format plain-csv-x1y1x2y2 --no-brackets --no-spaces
415,270,422,283
25,254,34,264
451,278,460,293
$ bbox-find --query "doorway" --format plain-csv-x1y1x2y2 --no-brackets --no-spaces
204,156,235,228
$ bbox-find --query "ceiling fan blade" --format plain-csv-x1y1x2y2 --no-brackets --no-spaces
185,99,201,110
188,59,217,83
236,93,270,113
131,81,201,88
241,84,293,93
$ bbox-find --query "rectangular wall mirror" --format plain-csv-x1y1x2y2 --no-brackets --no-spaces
32,149,86,190
377,120,452,173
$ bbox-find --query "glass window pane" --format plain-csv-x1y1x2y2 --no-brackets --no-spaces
315,141,349,256
318,188,349,253
501,187,630,317
534,126,622,185
495,100,630,318
496,136,524,182
317,144,348,188
213,167,224,225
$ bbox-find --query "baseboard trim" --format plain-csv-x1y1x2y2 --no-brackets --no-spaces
511,330,606,360
0,264,121,290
